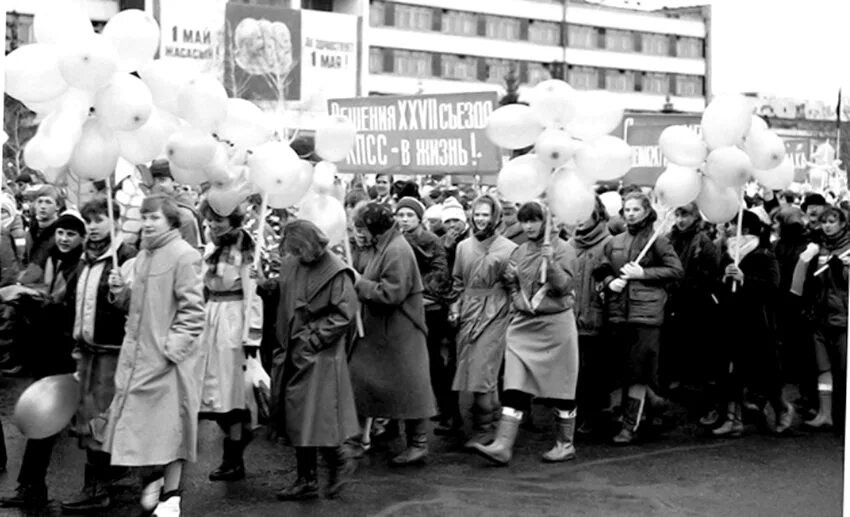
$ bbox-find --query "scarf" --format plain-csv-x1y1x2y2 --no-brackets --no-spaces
44,244,84,302
207,228,254,278
822,226,850,254
626,212,655,236
725,234,760,262
141,229,181,251
572,220,610,249
84,236,112,263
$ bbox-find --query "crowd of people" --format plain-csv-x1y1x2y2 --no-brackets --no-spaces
0,164,845,516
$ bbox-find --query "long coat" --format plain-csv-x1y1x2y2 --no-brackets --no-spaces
104,230,205,466
349,226,436,419
565,223,612,336
270,251,360,447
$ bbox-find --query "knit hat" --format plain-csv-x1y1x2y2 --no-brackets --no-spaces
441,197,466,223
149,159,173,180
423,203,443,221
395,197,425,221
55,210,86,235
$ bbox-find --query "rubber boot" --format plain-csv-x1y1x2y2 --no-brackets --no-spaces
712,402,743,437
321,446,356,499
276,448,318,501
61,461,111,513
390,419,428,466
805,388,834,429
153,489,182,517
542,409,577,463
613,396,644,445
774,399,795,435
471,409,521,465
464,406,495,449
209,438,246,481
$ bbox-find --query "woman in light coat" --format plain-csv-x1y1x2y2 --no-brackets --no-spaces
104,195,205,517
197,201,263,483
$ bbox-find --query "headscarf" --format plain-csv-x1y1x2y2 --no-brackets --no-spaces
471,194,502,241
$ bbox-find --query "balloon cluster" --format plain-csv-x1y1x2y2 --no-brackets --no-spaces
655,94,793,223
485,80,628,224
6,4,357,242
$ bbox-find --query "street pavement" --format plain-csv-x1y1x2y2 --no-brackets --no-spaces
0,376,842,517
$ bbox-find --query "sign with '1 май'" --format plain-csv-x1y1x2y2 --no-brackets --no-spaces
327,92,501,175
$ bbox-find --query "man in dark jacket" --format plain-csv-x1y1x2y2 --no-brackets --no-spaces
21,185,62,276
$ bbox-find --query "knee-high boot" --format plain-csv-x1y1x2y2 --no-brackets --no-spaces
390,419,428,466
276,448,318,501
542,408,577,463
321,446,356,499
61,449,112,513
471,408,522,465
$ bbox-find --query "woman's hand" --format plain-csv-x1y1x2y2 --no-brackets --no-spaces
108,268,126,294
724,264,744,283
540,243,554,261
620,262,645,280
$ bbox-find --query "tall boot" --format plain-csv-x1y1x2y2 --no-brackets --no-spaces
390,419,428,466
321,446,355,499
613,395,644,445
805,382,834,429
464,406,495,449
276,448,318,501
61,452,112,513
471,409,521,465
542,408,577,463
209,438,245,481
712,402,743,437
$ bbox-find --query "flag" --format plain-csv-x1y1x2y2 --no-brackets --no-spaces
837,88,842,130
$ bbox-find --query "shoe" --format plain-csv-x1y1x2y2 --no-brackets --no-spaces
541,410,577,463
804,412,833,429
209,438,246,482
712,402,743,437
612,427,635,444
775,402,795,434
699,409,720,427
323,446,356,499
471,411,521,465
612,395,644,445
275,478,319,501
140,477,164,511
61,463,111,514
153,493,181,517
0,484,48,509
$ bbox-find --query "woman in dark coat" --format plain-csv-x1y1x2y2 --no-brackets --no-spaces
270,220,360,501
349,203,436,466
594,192,683,445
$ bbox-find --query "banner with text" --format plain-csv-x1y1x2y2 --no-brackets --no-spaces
327,92,501,174
153,0,227,78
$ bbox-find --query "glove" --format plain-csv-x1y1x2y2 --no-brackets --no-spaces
800,243,820,262
609,278,627,293
620,262,645,280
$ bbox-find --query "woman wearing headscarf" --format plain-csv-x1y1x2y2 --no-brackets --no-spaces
712,210,793,437
794,207,850,430
565,197,613,435
472,201,579,465
196,201,263,483
269,220,359,500
448,194,517,449
349,202,436,466
594,192,683,445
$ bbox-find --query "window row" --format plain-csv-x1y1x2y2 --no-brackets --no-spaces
369,1,704,59
369,48,705,98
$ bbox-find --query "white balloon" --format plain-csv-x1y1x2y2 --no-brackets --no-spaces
696,177,740,224
315,115,358,162
658,125,707,167
574,135,632,181
207,182,253,217
746,114,768,139
298,193,348,244
170,164,207,186
267,160,314,208
139,60,194,115
564,90,624,141
313,161,338,195
33,1,93,45
58,34,120,91
116,109,178,164
247,142,302,195
528,79,578,128
534,128,583,169
203,144,236,187
165,128,218,170
744,130,785,171
753,157,794,191
704,146,752,188
102,9,160,73
177,75,228,132
547,167,596,225
701,94,753,150
94,74,154,131
654,164,702,207
23,136,51,171
485,104,543,150
497,154,551,203
216,99,274,148
70,118,120,181
599,191,623,217
5,44,69,103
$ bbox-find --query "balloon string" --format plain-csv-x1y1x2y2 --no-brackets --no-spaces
253,193,269,274
540,206,551,284
105,181,119,271
731,188,745,293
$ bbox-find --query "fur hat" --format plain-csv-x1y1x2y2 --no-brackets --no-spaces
395,197,425,221
441,197,466,223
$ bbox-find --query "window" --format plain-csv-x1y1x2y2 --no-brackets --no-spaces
676,37,703,58
370,48,384,73
441,55,478,81
641,33,668,56
605,29,634,52
486,59,513,84
393,50,432,77
605,69,634,92
643,72,669,94
528,21,559,46
485,15,520,40
369,1,385,27
442,10,477,36
395,4,433,31
527,63,551,86
567,24,596,49
567,66,599,90
675,75,703,97
6,12,35,52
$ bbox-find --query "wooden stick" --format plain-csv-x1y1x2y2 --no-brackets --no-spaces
343,229,365,338
105,181,119,270
731,189,745,293
253,193,269,273
619,214,670,281
815,249,850,276
540,206,552,284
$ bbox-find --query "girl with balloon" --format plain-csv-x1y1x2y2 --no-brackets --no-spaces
594,192,683,445
196,200,263,483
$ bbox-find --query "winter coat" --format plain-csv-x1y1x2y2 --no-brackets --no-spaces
24,218,58,269
501,221,528,246
508,237,574,315
565,222,612,336
270,251,360,446
666,223,719,314
349,226,436,419
801,231,850,329
401,225,451,305
0,229,20,287
104,230,206,466
595,219,683,327
718,246,781,350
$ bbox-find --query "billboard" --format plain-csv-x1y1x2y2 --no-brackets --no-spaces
224,4,358,117
152,0,227,77
327,92,502,175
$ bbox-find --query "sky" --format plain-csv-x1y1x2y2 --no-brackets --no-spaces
648,0,850,103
